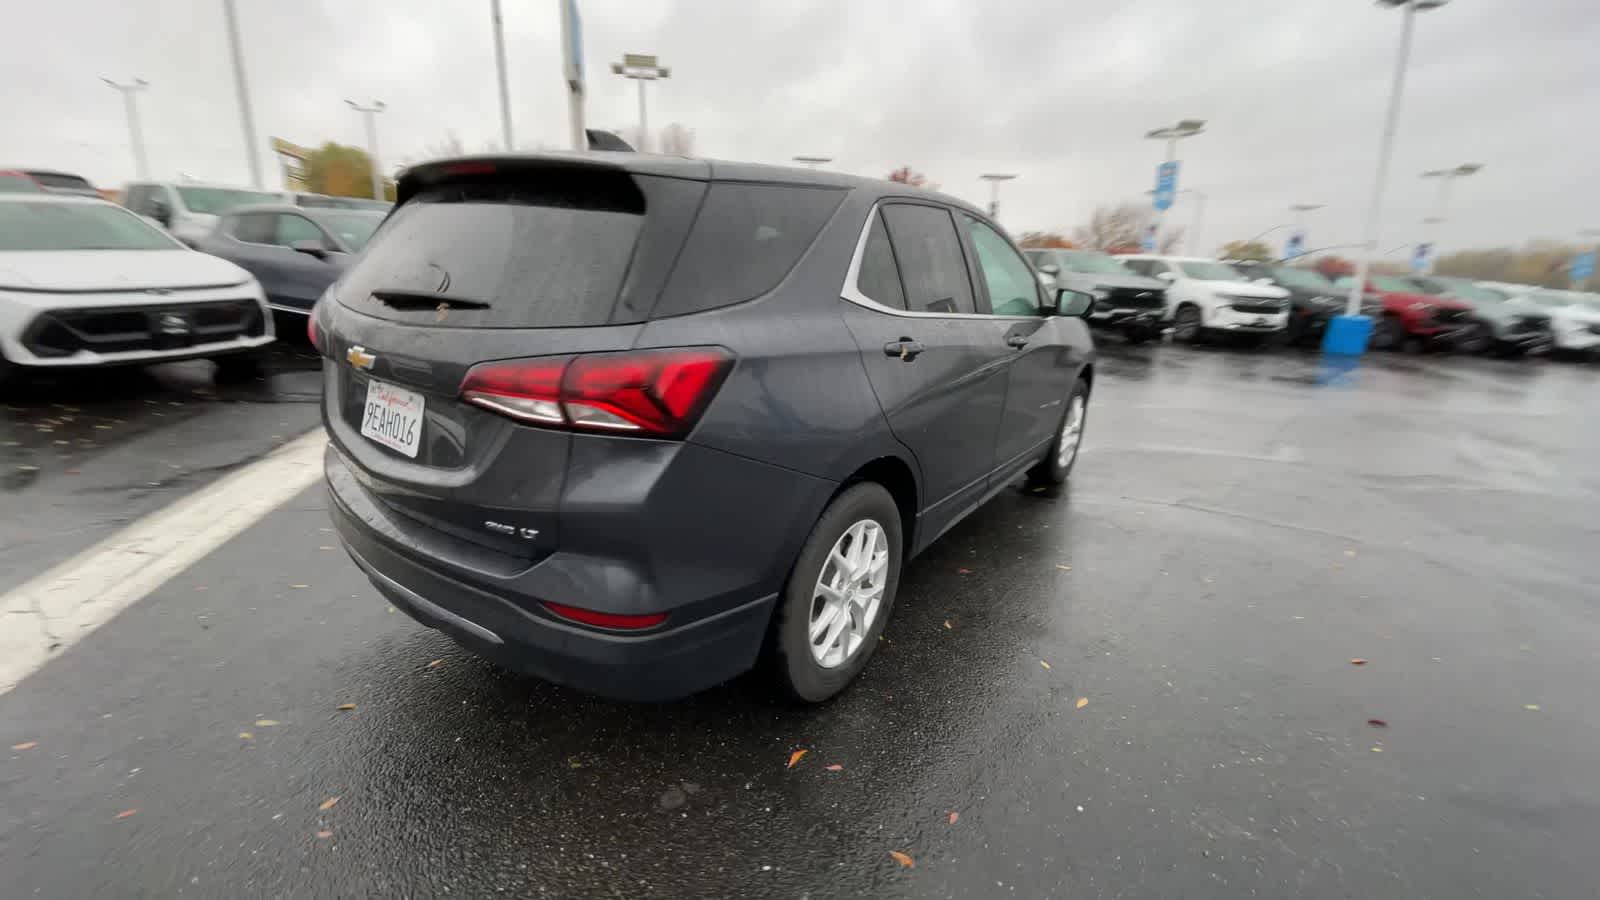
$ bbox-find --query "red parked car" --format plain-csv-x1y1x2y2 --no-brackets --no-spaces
1337,275,1486,353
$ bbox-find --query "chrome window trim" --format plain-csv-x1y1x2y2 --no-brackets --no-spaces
839,200,1045,322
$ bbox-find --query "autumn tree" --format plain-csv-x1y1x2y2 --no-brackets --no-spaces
1312,255,1355,278
1217,240,1275,262
1018,231,1076,249
303,142,393,200
1074,203,1182,254
887,167,929,187
659,123,695,157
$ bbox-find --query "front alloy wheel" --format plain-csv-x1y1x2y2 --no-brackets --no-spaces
1173,306,1203,343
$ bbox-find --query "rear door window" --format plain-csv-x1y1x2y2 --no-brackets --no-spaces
880,204,975,314
231,212,275,244
651,182,844,319
855,210,906,310
275,213,326,247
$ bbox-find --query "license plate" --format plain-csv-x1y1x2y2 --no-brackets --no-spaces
360,379,424,458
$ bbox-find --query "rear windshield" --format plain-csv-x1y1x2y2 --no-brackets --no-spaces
336,170,647,328
28,172,94,192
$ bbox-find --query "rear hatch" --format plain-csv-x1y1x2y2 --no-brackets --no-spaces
321,158,711,558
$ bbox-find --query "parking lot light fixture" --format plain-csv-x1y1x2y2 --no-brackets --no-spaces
980,173,1017,219
1419,163,1482,271
1334,0,1451,355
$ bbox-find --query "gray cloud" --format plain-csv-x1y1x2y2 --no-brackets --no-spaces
2,0,1593,256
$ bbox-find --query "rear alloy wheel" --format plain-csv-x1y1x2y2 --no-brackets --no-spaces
1172,306,1203,343
1028,378,1089,486
773,483,902,702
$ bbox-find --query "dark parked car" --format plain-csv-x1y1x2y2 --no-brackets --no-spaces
1405,276,1552,357
1228,261,1381,345
0,168,99,197
194,204,384,313
313,153,1099,702
1025,248,1166,344
1335,275,1485,353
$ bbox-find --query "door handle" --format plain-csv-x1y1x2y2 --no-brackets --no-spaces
883,338,925,361
1005,333,1030,349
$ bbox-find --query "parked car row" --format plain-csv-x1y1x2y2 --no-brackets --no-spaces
1028,247,1599,361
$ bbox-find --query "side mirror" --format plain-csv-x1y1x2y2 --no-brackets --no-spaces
1038,263,1060,276
1056,288,1094,318
291,239,330,260
149,198,172,227
1156,271,1176,282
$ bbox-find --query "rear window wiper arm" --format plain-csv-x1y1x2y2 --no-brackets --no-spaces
369,288,492,310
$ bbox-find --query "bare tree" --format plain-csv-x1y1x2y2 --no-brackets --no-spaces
1074,202,1184,254
659,123,695,157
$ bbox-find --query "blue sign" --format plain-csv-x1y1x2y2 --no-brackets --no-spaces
1140,224,1158,252
1284,231,1305,260
1411,242,1433,274
1152,161,1179,212
1572,251,1596,282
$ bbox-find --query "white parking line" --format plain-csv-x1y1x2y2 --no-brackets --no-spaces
0,429,328,696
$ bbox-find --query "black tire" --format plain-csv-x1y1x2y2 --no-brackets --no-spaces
1370,317,1404,351
213,350,267,383
1124,327,1149,346
1455,325,1490,355
1028,377,1090,486
1172,305,1203,343
771,483,903,703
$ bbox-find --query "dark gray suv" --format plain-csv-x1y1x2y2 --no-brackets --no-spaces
314,153,1097,702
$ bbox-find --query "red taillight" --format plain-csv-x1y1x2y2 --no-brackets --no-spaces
307,313,323,353
459,348,733,438
442,162,497,176
543,601,669,631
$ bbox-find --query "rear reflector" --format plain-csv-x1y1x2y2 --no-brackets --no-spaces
459,347,733,438
543,601,669,630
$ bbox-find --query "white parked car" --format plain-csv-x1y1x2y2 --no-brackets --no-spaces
1115,255,1290,342
0,194,274,383
1505,286,1600,358
121,181,281,246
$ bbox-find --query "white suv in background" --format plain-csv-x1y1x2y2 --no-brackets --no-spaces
1117,255,1290,343
122,181,281,246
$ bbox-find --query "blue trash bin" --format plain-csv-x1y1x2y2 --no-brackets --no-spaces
1322,315,1374,356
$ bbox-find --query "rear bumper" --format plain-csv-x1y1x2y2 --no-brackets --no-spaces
324,442,810,701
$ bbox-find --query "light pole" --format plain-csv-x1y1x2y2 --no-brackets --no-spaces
490,0,514,151
1286,203,1323,258
220,0,264,188
611,54,669,152
1342,0,1451,324
101,78,150,179
1144,119,1206,247
346,99,387,201
793,156,833,169
980,173,1017,219
1144,187,1207,254
1418,163,1482,272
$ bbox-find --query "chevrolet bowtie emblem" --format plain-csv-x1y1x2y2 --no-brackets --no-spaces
346,346,377,370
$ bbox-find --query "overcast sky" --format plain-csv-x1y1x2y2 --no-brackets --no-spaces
3,0,1594,256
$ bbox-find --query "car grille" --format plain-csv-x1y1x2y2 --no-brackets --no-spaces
1431,308,1471,325
1588,323,1600,336
1230,300,1283,314
1510,315,1550,334
1105,287,1165,310
23,299,266,358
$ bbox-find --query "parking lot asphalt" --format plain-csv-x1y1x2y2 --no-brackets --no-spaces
3,341,1599,899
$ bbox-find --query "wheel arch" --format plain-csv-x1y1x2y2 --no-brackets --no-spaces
834,455,919,555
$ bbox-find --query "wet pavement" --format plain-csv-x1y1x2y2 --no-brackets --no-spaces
3,340,1600,898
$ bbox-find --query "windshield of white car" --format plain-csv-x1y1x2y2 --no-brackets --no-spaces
0,201,179,251
1271,267,1336,291
1436,280,1506,303
1179,261,1244,281
1528,292,1574,308
176,187,280,215
1062,252,1135,275
317,211,384,251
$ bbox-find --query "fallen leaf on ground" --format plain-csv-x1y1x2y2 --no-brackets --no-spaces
787,749,808,769
956,567,973,575
254,719,280,727
1344,549,1357,557
1524,704,1541,711
947,811,960,825
1349,658,1368,666
290,584,309,589
238,732,253,740
115,809,138,820
1056,564,1072,571
889,850,915,869
1040,660,1051,670
318,796,340,811
427,659,444,669
316,830,333,839
1367,718,1388,728
1075,697,1089,709
824,764,844,772
336,703,357,711
319,545,334,550
1371,746,1383,753
11,741,37,751
567,756,584,769
943,620,952,630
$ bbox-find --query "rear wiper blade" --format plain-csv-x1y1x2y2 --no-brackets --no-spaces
369,288,491,310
